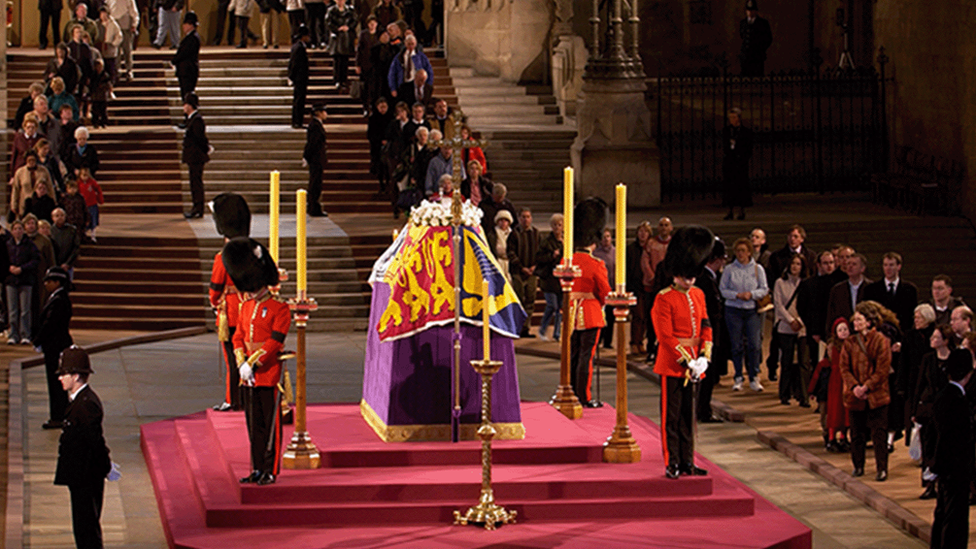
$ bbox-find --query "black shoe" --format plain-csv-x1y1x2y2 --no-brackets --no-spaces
42,420,63,430
768,372,778,382
825,441,841,453
852,468,864,478
584,400,603,408
309,209,327,217
665,465,681,479
780,399,791,406
184,210,203,219
256,471,276,485
919,484,937,500
887,443,894,454
239,470,262,483
838,439,851,452
292,124,303,129
680,463,708,476
235,43,247,49
875,470,887,482
723,212,734,220
798,400,811,408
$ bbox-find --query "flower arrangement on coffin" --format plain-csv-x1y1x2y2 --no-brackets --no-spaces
409,198,483,228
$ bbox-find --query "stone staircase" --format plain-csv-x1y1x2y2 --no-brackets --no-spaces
447,67,574,218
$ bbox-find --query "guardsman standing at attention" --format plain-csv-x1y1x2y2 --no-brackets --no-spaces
652,226,715,479
223,237,291,486
209,193,251,412
569,197,612,408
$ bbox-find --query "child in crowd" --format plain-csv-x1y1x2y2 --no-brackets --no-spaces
76,168,103,243
90,59,113,129
811,318,852,452
61,178,90,235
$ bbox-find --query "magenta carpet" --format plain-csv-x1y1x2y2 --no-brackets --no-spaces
141,402,812,548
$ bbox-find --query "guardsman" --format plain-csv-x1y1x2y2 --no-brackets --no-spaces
651,226,715,479
209,193,251,412
569,197,612,408
223,237,291,486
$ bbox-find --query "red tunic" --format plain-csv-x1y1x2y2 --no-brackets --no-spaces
233,292,291,387
570,251,611,331
209,251,241,327
651,285,712,378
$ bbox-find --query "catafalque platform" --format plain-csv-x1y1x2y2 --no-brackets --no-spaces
140,401,812,548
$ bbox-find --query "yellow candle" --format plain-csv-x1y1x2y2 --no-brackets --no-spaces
296,189,307,293
615,183,626,288
482,279,491,360
269,171,280,263
563,166,573,262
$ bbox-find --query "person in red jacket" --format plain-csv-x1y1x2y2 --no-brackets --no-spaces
209,193,251,412
651,226,715,479
224,236,291,486
569,198,612,407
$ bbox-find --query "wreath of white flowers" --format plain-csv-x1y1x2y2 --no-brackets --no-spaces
409,198,484,228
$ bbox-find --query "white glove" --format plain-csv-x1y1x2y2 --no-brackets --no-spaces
239,364,254,386
689,357,709,379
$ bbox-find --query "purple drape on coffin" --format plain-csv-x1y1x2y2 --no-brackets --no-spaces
363,281,522,428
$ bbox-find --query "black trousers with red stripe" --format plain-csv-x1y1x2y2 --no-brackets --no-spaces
242,386,282,475
571,328,600,403
661,375,695,467
221,327,241,410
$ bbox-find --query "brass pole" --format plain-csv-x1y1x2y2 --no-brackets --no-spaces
283,292,320,469
603,287,641,463
549,260,582,419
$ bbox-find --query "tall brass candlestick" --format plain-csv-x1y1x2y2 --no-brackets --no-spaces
283,192,319,469
454,282,516,530
549,258,582,419
603,185,641,462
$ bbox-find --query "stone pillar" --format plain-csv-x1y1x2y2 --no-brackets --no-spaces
570,0,660,207
2,7,8,186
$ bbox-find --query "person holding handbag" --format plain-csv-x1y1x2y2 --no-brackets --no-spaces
720,237,768,392
840,305,892,481
774,253,809,406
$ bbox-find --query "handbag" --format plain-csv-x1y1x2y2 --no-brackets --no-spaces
349,80,362,100
908,422,923,463
753,264,773,312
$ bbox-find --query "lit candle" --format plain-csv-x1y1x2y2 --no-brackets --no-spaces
563,166,573,262
296,189,307,293
269,171,280,263
615,183,626,289
482,279,490,360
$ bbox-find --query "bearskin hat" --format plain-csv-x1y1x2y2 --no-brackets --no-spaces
211,193,251,239
221,237,279,293
573,196,608,249
655,225,715,291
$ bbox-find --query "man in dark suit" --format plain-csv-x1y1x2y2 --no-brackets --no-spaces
303,104,328,217
32,267,73,430
181,92,210,219
825,253,871,334
696,238,727,423
863,252,918,332
738,0,772,77
930,349,974,549
288,25,310,129
171,11,200,102
54,346,112,549
397,69,433,112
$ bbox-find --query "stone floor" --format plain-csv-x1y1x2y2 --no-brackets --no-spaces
16,331,925,548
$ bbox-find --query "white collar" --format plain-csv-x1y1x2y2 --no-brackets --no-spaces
885,277,899,287
69,383,88,402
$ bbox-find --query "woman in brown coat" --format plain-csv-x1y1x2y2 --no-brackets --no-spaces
840,307,892,481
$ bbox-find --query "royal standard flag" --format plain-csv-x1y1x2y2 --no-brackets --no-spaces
374,224,527,342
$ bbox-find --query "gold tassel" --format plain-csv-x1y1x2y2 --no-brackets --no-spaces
282,368,294,405
217,308,229,342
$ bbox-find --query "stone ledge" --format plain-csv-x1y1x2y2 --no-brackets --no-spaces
755,428,931,545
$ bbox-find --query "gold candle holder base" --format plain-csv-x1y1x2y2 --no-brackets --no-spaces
282,430,321,469
602,289,642,464
454,358,517,530
549,260,583,419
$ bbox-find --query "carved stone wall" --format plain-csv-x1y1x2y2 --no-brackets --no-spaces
445,0,550,82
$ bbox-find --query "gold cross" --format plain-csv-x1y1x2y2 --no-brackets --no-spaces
428,108,488,225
